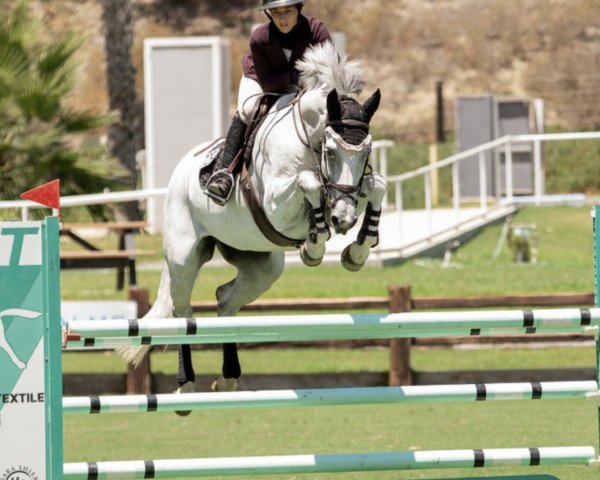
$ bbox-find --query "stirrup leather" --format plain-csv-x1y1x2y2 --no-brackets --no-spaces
205,170,235,206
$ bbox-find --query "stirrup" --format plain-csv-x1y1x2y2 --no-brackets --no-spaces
205,170,235,206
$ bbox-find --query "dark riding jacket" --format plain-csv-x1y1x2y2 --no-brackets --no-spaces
242,15,331,93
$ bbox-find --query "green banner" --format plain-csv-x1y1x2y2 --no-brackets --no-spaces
0,218,63,480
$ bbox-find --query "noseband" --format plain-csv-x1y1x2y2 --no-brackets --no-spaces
319,127,372,208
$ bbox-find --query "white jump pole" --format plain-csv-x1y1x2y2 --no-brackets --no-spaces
63,381,599,415
63,447,597,479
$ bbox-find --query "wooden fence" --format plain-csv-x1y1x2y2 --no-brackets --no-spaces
97,287,595,393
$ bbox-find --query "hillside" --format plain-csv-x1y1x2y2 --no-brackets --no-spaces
30,0,600,141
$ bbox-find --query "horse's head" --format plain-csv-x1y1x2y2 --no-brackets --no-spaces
321,88,380,234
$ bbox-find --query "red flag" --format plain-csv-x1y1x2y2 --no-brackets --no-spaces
21,179,61,210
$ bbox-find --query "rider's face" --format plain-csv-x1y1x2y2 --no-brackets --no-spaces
268,6,299,34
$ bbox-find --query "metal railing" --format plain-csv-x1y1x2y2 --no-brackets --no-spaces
2,133,599,237
385,131,600,242
0,188,167,222
370,139,395,209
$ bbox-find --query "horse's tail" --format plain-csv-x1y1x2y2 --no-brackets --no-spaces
116,264,173,367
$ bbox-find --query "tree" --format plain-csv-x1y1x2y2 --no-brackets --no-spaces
0,0,125,218
101,0,144,221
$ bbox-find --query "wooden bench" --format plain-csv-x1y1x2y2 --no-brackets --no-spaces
60,221,154,289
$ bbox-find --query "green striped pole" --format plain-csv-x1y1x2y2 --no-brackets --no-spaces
64,325,596,349
62,381,599,415
62,447,596,479
66,308,600,338
64,308,599,350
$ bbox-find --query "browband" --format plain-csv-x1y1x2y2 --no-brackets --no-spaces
326,119,370,130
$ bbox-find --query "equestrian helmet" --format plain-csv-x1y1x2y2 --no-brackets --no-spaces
258,0,305,11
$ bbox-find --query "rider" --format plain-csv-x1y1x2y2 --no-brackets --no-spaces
205,0,331,206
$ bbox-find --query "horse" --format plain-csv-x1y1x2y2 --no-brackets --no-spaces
119,42,387,405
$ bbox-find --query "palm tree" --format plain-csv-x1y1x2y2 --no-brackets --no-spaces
0,0,125,219
101,0,143,221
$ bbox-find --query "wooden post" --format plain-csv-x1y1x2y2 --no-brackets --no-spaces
429,144,439,207
388,285,412,386
127,287,151,394
435,80,445,143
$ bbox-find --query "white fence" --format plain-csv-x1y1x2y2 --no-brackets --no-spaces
2,132,600,233
0,141,394,228
385,131,600,225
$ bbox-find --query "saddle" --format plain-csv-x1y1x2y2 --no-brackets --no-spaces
198,94,275,187
197,94,304,248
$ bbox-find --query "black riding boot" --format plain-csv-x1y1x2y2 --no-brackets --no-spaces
206,113,247,206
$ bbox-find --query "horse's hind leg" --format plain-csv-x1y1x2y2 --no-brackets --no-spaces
212,245,285,391
167,236,216,389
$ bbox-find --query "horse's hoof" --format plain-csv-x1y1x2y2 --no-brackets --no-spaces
341,245,365,272
300,245,323,267
174,381,195,416
211,376,238,392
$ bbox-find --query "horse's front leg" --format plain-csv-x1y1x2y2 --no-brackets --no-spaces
341,172,387,271
297,170,330,267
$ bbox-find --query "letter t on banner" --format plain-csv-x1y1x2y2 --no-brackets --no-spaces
20,179,61,217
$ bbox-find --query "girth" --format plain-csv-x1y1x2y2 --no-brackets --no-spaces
239,164,304,248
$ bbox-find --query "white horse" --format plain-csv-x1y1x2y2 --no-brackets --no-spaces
120,42,386,404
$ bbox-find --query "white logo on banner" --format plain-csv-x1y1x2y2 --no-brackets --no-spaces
0,309,41,370
0,225,42,266
1,465,40,480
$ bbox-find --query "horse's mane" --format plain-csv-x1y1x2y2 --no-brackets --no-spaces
296,41,366,96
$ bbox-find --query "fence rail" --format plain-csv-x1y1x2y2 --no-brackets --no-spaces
385,131,600,244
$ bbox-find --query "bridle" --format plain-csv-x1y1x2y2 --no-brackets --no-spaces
292,90,373,208
320,126,372,209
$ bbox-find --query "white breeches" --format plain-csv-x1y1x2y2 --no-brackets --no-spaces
237,75,263,124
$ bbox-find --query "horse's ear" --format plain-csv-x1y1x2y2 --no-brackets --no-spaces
326,89,342,122
363,89,381,122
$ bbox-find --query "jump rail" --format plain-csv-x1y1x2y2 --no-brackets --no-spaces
63,447,596,479
64,308,600,347
63,381,598,415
